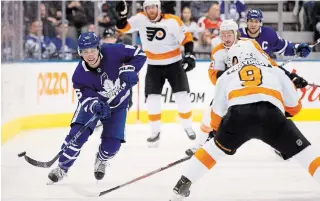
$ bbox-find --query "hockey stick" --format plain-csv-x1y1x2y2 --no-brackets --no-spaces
278,38,320,87
18,84,127,168
279,38,320,68
73,155,192,197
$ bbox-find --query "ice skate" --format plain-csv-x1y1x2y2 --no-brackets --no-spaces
169,175,192,201
185,146,198,157
48,166,67,184
94,153,109,180
147,132,160,148
184,128,196,140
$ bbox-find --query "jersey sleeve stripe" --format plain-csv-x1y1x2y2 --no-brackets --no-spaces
208,69,219,85
210,43,224,59
117,23,131,33
284,102,302,116
181,32,193,45
163,14,183,26
210,109,222,131
145,48,181,60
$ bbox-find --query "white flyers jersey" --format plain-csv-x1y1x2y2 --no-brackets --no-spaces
208,38,249,85
117,12,193,65
210,60,302,131
208,43,228,85
226,38,278,68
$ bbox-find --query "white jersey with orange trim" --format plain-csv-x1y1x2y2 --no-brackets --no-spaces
210,60,302,131
226,39,278,67
208,38,278,86
208,42,228,85
117,12,193,65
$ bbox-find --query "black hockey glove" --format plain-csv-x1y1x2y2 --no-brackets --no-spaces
182,53,196,72
288,72,308,88
116,0,128,19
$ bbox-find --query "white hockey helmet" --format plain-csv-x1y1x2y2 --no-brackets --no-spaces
219,19,239,48
220,19,239,32
226,40,256,67
143,0,161,22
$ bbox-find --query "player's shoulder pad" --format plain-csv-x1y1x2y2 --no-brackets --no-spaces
211,43,225,58
163,14,183,26
72,61,88,83
261,26,277,36
100,43,123,54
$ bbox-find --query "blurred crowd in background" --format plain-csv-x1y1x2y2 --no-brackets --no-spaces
1,0,320,62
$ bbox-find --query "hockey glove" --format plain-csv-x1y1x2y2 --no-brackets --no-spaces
91,100,111,119
119,65,139,88
116,0,128,19
182,53,196,72
296,43,311,58
288,72,308,88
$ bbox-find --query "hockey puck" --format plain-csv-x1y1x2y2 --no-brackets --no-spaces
18,152,26,157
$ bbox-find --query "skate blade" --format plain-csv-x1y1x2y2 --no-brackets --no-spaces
169,192,186,201
47,180,55,185
148,140,159,148
187,134,196,140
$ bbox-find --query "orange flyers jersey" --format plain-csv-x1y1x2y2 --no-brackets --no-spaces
210,60,302,131
117,13,193,65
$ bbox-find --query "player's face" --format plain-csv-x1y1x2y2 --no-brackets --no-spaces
247,19,260,34
145,5,159,21
220,30,235,48
81,48,99,67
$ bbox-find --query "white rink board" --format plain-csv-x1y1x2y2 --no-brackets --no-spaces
2,61,320,125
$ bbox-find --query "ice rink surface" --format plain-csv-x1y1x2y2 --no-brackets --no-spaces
2,122,320,201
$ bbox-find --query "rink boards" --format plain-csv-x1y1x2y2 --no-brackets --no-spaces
2,61,320,144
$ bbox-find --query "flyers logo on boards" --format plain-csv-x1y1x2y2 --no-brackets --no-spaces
37,72,69,103
146,27,166,41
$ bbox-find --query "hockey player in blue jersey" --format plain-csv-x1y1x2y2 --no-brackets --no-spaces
48,32,146,183
239,9,311,59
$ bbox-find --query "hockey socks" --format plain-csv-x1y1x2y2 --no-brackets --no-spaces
182,138,226,183
97,138,121,161
58,124,91,171
293,145,320,182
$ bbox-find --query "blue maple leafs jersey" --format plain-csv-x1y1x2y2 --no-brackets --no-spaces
72,43,146,111
239,26,297,57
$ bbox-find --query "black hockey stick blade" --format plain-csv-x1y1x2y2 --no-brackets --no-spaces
73,155,192,197
22,151,61,168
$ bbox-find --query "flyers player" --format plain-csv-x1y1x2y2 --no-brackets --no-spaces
185,19,239,156
186,19,277,156
116,0,197,146
170,43,320,201
186,19,308,157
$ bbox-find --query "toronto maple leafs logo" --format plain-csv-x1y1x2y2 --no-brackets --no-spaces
98,72,122,98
